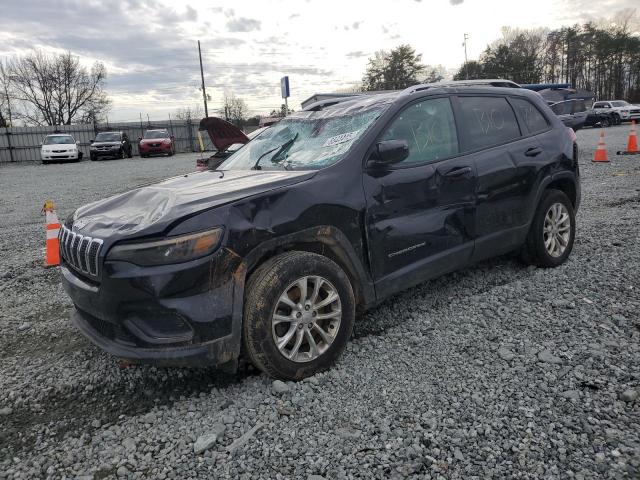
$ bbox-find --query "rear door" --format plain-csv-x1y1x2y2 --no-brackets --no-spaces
362,96,477,298
453,95,543,261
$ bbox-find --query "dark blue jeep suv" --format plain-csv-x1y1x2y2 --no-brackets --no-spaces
60,83,580,380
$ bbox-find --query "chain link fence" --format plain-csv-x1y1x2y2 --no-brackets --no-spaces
0,118,219,163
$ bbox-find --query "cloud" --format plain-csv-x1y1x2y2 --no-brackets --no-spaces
226,17,261,32
346,51,368,59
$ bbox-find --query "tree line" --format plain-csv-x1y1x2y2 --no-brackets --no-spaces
454,11,640,101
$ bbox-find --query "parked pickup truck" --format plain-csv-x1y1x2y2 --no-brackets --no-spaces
592,100,640,123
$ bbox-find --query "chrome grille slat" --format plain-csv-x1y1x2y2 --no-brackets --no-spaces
59,225,103,277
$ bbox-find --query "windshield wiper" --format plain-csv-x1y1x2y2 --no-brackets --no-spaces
252,133,298,170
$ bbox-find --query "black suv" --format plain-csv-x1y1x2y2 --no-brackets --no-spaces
60,84,580,380
90,131,133,160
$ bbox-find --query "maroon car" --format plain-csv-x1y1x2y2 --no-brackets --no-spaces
138,129,175,157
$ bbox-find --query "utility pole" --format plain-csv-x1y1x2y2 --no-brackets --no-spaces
198,40,209,118
463,33,469,80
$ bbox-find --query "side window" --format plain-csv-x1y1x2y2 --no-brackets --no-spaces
511,98,549,134
380,97,458,165
457,96,521,151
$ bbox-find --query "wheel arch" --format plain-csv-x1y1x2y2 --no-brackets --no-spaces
240,226,376,315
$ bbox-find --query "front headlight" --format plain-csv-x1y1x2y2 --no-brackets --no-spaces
107,228,224,266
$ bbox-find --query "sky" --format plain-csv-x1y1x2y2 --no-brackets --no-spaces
0,0,637,122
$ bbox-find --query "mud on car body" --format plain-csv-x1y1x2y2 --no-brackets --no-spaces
60,83,580,380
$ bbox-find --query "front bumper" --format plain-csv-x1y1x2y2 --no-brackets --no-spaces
139,143,172,155
91,148,121,158
61,247,245,368
42,152,79,161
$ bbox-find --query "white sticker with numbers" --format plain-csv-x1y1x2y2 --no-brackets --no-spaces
322,131,359,147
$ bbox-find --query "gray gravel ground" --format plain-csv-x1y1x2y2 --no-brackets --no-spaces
0,126,639,479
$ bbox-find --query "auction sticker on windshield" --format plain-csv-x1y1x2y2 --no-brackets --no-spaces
323,131,359,147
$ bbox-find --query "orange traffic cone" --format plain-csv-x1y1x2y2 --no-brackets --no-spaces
593,130,609,163
42,200,61,267
617,120,638,155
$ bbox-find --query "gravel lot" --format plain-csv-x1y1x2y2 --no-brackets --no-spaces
1,126,639,480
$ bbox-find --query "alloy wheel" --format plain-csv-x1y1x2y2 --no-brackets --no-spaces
543,202,571,258
271,275,342,363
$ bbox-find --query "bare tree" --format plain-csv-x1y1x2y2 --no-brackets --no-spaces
0,61,12,127
8,50,110,125
219,92,248,126
175,105,204,121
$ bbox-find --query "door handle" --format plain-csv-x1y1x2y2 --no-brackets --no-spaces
525,147,542,157
443,166,472,178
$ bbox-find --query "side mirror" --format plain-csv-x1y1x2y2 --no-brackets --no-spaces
138,137,142,141
368,140,409,167
90,139,94,143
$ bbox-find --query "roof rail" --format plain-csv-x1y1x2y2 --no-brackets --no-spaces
400,79,522,97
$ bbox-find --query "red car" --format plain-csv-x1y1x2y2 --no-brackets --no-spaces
138,129,175,157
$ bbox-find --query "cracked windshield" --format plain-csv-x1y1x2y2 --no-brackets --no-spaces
221,105,386,170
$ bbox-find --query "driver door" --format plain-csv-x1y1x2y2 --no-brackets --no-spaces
362,97,477,299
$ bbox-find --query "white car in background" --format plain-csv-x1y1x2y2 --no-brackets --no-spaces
41,134,82,164
592,100,640,123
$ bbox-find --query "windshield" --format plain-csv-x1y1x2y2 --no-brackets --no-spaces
44,135,75,145
143,130,169,139
611,101,629,107
95,132,121,142
220,97,392,171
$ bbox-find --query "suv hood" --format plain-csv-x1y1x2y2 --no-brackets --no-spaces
92,142,120,147
71,169,315,239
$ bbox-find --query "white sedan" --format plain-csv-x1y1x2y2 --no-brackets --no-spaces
41,134,83,164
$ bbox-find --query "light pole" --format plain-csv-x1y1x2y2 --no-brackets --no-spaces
463,33,469,80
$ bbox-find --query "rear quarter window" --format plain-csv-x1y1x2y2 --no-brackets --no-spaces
511,98,549,134
457,96,521,151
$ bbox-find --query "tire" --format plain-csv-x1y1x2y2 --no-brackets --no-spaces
612,113,621,125
243,251,355,381
167,148,174,157
600,117,610,128
140,154,147,158
127,148,133,158
521,189,575,268
41,160,48,165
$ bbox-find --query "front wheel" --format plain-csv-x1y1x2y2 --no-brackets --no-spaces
243,251,355,380
522,189,575,268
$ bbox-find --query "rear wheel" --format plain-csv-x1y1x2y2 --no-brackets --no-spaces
600,117,610,127
522,189,575,268
243,251,355,380
612,113,621,125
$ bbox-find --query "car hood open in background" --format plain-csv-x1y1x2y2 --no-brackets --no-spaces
199,117,249,152
72,169,314,239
